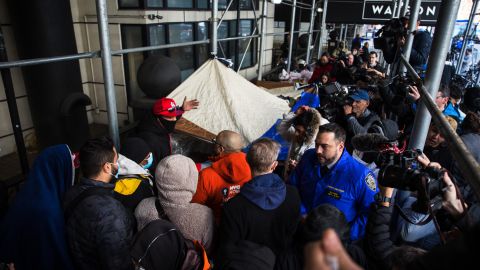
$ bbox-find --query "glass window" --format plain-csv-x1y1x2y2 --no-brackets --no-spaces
196,22,209,66
148,25,166,55
149,25,166,45
218,0,228,9
217,21,230,59
229,21,238,63
119,0,140,8
121,25,145,101
119,0,140,7
197,0,208,8
167,0,193,8
168,24,195,80
238,20,253,68
239,0,252,9
146,0,163,8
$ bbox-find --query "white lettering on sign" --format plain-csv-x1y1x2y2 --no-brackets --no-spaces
384,6,392,15
372,5,384,14
427,6,436,16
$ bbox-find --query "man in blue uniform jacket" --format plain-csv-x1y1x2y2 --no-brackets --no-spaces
289,123,377,241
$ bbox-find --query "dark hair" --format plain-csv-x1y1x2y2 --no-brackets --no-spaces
386,246,426,270
303,204,350,244
369,51,378,57
450,84,464,100
439,85,450,98
79,136,115,178
247,138,280,174
292,110,314,128
461,112,480,134
317,123,346,142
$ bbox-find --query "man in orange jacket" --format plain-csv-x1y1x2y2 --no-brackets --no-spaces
192,130,251,225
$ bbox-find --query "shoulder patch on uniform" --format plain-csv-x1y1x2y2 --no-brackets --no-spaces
365,173,376,192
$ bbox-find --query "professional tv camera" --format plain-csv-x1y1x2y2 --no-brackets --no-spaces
318,82,355,122
389,75,417,104
374,18,408,64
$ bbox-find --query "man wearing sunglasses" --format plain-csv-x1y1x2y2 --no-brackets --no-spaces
136,96,199,173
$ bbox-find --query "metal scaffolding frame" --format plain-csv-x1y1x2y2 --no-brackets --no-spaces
401,55,480,201
455,0,479,74
0,0,324,150
3,0,475,186
408,0,462,151
400,0,421,74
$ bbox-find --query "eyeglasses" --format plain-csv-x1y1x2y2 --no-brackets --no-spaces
211,138,224,148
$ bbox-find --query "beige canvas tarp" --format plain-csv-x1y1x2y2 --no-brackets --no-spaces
168,59,290,143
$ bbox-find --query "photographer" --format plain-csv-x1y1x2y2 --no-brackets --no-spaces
342,89,394,149
366,165,469,269
334,53,358,85
417,117,457,172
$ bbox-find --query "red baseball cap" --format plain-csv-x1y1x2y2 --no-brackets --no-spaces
152,98,181,118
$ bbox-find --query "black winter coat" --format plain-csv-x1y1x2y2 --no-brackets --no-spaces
63,178,134,270
218,183,301,267
410,31,432,69
136,113,173,172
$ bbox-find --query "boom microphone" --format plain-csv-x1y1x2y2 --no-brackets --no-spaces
351,133,391,152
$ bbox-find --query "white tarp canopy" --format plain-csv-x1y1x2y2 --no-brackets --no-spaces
168,59,290,143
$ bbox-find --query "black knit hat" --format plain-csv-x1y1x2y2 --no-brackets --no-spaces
121,137,151,164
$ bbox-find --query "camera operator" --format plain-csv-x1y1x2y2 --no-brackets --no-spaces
342,89,383,141
365,165,470,269
399,18,432,72
334,53,359,85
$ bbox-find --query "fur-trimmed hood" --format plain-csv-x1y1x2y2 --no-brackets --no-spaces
279,107,328,145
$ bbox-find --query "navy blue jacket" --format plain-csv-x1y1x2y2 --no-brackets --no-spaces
0,145,74,270
290,149,377,240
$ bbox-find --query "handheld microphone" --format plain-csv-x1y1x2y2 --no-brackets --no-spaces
351,133,391,152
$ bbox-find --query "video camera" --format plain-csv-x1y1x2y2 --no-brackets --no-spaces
318,82,355,122
351,133,446,214
374,18,408,64
389,75,417,103
377,148,445,214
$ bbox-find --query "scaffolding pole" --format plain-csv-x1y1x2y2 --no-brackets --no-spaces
0,35,29,175
401,55,480,201
211,0,218,56
339,24,344,41
317,0,328,58
408,0,461,151
456,0,478,74
400,0,421,74
257,0,268,80
305,0,316,63
95,0,119,149
286,0,297,73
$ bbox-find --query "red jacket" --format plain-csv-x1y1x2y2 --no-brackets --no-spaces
308,63,334,84
192,152,251,225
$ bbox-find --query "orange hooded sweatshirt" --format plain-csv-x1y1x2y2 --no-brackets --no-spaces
192,152,251,224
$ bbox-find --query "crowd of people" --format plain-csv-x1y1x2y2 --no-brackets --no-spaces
1,27,480,270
